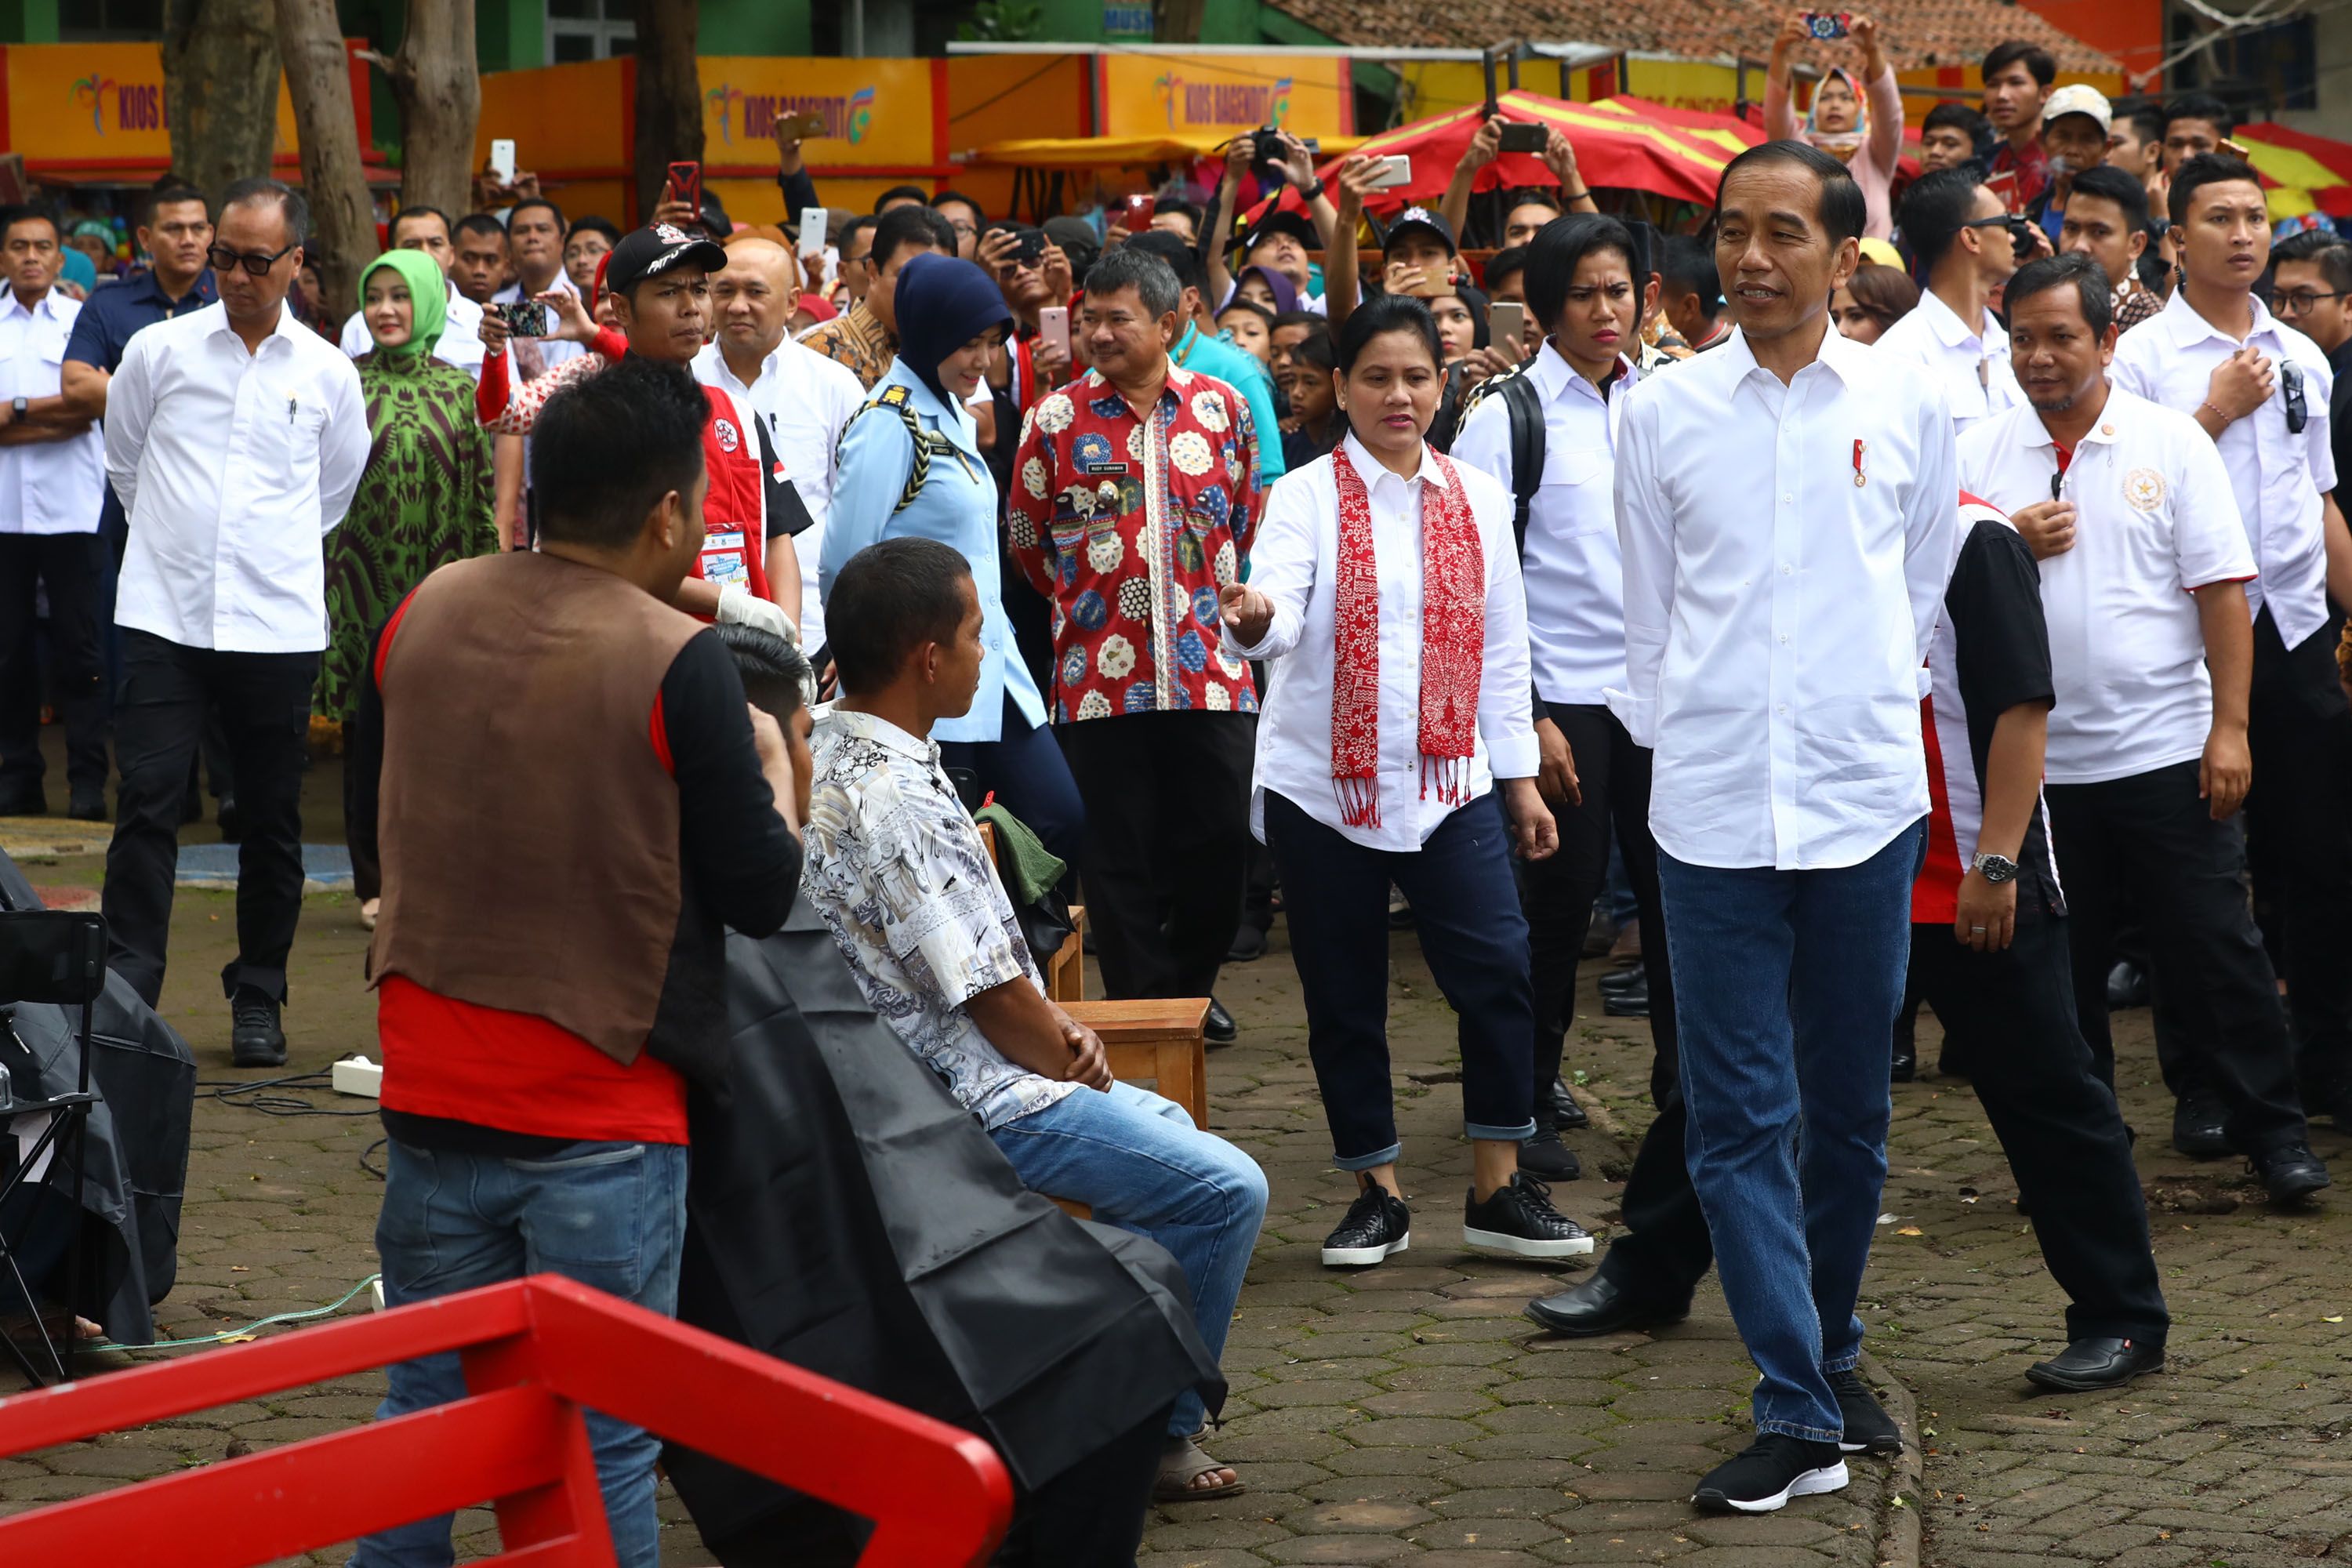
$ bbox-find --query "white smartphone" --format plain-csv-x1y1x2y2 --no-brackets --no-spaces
1038,305,1069,359
488,139,517,186
1365,154,1412,191
797,207,829,260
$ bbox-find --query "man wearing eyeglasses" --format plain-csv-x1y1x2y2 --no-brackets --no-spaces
2113,155,2352,1136
2271,230,2352,495
98,178,368,1069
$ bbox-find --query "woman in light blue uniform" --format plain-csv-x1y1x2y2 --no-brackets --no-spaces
822,252,1085,866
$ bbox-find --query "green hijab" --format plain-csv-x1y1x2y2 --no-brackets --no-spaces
358,249,448,363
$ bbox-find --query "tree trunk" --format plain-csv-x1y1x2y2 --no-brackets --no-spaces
161,0,281,197
1157,0,1207,44
633,0,704,223
274,0,376,316
383,0,481,220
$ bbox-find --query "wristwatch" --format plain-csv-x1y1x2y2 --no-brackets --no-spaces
9,397,25,423
1971,851,2020,884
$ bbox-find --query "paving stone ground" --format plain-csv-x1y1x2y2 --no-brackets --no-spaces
2,756,2346,1565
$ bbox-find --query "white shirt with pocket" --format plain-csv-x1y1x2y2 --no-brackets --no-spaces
1958,388,2256,786
106,300,368,653
0,288,104,536
1449,345,1633,706
1611,325,1960,871
1871,289,2026,434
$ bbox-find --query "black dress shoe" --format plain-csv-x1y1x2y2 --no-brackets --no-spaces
2171,1097,2230,1158
1203,996,1237,1046
1889,1046,1915,1083
230,988,287,1069
2025,1335,2165,1392
1225,924,1267,963
2252,1142,2331,1205
2107,959,2150,1009
1602,969,1650,1018
1597,964,1642,996
0,788,45,817
66,788,108,822
1581,916,1618,959
1524,1272,1690,1337
1550,1076,1588,1130
216,794,241,843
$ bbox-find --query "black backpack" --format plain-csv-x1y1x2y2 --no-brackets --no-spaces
1456,365,1548,555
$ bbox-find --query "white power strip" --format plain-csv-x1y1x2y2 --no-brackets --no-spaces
331,1056,383,1099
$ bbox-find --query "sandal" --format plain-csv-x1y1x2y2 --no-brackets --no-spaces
1153,1432,1245,1503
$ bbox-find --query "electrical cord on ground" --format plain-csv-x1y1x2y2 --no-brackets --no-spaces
81,1272,383,1352
194,1069,380,1117
359,1137,387,1181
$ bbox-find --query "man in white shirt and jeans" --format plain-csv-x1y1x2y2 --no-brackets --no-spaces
100,179,368,1065
1961,251,2328,1207
1613,142,1957,1513
1875,166,2027,433
0,206,110,821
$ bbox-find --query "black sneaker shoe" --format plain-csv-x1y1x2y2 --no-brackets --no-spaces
1463,1171,1593,1260
1828,1368,1902,1454
1692,1434,1849,1513
1203,997,1238,1046
1550,1076,1589,1130
66,787,108,822
1225,924,1267,963
1321,1187,1410,1268
1519,1105,1582,1181
230,988,286,1069
2252,1142,2331,1205
2106,959,2150,1009
2171,1097,2230,1158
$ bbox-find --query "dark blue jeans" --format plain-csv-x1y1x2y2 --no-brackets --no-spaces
1657,819,1925,1443
352,1138,689,1568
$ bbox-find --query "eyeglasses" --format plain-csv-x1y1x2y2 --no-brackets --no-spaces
2274,289,2346,314
206,241,297,277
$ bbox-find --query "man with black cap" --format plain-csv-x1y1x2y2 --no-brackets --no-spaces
1205,129,1337,316
478,222,809,641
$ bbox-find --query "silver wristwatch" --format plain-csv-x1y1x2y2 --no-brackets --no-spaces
1972,851,2020,884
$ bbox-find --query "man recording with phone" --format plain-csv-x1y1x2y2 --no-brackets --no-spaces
1440,116,1599,248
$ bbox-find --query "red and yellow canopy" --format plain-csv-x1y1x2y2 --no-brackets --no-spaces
2236,122,2352,220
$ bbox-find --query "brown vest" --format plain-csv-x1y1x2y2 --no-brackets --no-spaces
369,551,703,1065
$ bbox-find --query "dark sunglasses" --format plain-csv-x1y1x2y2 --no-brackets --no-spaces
2282,361,2308,435
206,241,298,278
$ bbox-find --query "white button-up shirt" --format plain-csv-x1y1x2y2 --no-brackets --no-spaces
106,300,368,653
1871,288,2025,433
336,278,486,379
2110,288,2337,651
692,337,866,648
0,287,104,536
1612,325,1960,870
1959,388,2255,785
1225,432,1538,852
1450,345,1632,706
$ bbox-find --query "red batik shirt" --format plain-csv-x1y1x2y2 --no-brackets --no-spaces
1007,364,1262,721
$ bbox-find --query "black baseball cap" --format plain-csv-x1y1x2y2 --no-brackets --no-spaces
1382,205,1458,257
604,221,728,296
1243,208,1319,254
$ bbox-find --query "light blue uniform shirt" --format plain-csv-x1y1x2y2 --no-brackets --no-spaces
821,357,1047,744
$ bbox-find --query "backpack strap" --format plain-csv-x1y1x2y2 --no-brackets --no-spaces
1497,370,1545,557
840,384,960,516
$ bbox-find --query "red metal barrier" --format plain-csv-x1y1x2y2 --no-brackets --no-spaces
0,1273,1013,1567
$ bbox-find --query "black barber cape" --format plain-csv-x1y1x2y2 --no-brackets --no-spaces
663,898,1222,1544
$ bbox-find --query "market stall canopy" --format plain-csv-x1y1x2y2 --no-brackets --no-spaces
1314,89,1744,212
971,131,1367,169
2235,122,2352,220
1585,95,1765,158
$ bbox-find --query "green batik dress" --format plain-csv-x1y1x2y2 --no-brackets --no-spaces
316,351,498,722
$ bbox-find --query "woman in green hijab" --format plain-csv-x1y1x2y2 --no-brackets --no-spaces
321,246,498,926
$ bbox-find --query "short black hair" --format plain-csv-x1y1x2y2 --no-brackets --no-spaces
221,177,310,245
1335,291,1443,374
1483,244,1531,295
2273,229,2352,293
456,212,508,244
1217,297,1275,331
1898,165,1987,270
390,204,452,244
873,184,931,215
531,357,708,550
1504,187,1565,218
1982,40,2056,87
1290,322,1337,376
1155,198,1204,238
507,196,566,232
1715,140,1867,249
2005,252,2114,334
0,205,59,245
567,215,622,249
718,623,814,723
1922,101,1988,141
931,190,985,224
826,536,975,695
2168,152,2262,228
1270,308,1325,337
836,213,877,255
2064,164,2151,234
1525,213,1639,332
2162,93,2234,139
1123,229,1206,296
142,185,209,227
870,203,953,271
2111,96,2165,145
1659,233,1723,319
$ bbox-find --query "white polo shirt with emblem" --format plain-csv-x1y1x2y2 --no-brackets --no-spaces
1958,386,2256,786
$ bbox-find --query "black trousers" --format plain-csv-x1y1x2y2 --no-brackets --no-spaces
1911,901,2169,1342
1521,703,1679,1101
101,630,317,1008
2045,760,2308,1156
1058,710,1253,1000
0,532,108,803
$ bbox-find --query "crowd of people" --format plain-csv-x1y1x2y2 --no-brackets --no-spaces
3,16,2350,1558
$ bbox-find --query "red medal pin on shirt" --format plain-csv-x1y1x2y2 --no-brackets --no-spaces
1852,438,1867,488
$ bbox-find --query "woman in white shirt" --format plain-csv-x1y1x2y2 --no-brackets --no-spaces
1219,293,1588,1271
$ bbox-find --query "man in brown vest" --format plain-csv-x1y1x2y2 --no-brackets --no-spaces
346,355,803,1568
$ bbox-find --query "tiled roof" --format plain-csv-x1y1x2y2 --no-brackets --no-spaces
1275,0,2118,74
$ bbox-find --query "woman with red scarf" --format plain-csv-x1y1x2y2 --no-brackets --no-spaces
1218,293,1587,1271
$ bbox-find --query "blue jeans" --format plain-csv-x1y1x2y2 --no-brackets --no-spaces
351,1138,690,1568
991,1081,1267,1438
1657,819,1925,1443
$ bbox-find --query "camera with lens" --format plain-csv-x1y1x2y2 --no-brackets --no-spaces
1252,126,1321,188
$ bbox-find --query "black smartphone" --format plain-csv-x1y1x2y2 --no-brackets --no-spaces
495,299,550,338
1012,228,1045,268
1497,122,1549,154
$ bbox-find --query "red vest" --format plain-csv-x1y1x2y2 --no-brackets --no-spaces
693,383,770,604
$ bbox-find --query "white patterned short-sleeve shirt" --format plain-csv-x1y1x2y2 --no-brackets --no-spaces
801,706,1078,1131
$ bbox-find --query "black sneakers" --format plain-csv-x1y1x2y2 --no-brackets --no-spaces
230,987,286,1069
1829,1368,1902,1454
1463,1172,1593,1260
1692,1434,1849,1513
1518,1104,1583,1181
1321,1188,1410,1268
2252,1142,2331,1205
